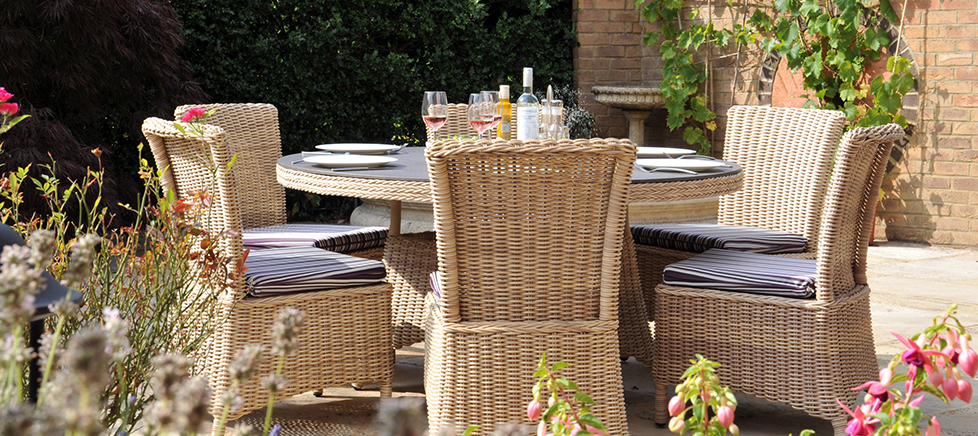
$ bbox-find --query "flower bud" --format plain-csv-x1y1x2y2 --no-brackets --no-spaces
729,423,740,435
942,376,959,401
959,349,978,378
926,416,941,436
537,420,547,436
879,367,893,385
929,369,944,387
527,400,543,421
668,396,685,416
548,395,557,408
668,416,685,433
957,379,972,403
716,405,735,428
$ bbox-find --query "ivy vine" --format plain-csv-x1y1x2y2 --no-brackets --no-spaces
635,0,915,153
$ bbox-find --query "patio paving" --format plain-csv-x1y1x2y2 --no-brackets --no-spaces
228,240,978,435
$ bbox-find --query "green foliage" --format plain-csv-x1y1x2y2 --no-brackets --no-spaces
170,0,576,220
636,0,914,153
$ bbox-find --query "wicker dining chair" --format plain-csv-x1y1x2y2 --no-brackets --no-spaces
174,103,387,260
631,106,847,331
142,117,393,429
423,138,635,435
650,124,905,435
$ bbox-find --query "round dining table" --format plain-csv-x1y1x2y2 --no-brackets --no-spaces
277,144,743,364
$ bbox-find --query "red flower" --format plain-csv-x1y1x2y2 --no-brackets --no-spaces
837,400,879,436
0,102,18,116
0,87,12,102
181,107,207,123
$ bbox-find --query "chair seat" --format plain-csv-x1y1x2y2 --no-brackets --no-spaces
244,246,386,297
662,248,816,298
242,223,388,253
631,223,807,254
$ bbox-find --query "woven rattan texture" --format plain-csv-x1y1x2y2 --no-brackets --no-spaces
175,104,388,260
383,231,438,349
276,165,433,202
423,138,634,435
632,106,844,329
142,117,394,427
650,123,905,435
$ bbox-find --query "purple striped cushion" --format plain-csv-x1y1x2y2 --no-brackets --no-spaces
429,271,441,300
244,246,386,297
662,248,816,298
243,224,387,253
631,224,807,254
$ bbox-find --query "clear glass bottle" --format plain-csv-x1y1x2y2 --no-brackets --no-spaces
497,85,512,140
516,67,540,140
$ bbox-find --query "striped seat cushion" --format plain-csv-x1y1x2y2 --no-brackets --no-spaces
662,248,816,298
631,224,807,254
244,246,386,297
242,224,387,253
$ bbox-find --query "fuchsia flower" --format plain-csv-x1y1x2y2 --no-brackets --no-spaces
854,367,893,402
667,395,685,416
926,416,941,436
0,102,18,116
181,107,207,123
893,332,952,374
0,87,12,102
717,405,735,428
837,400,879,436
957,378,972,403
527,400,543,421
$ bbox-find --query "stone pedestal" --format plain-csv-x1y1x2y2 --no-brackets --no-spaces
623,110,652,146
591,86,665,147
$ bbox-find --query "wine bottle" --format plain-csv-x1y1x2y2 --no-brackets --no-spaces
516,67,540,140
497,85,512,140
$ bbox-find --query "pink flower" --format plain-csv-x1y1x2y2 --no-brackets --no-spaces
854,368,893,402
893,332,950,375
837,400,879,436
0,102,18,116
929,368,944,387
536,420,547,436
668,416,685,433
668,395,685,416
716,405,735,428
0,87,12,102
942,375,958,401
957,379,972,403
959,348,978,378
181,107,207,123
527,400,543,421
926,416,941,436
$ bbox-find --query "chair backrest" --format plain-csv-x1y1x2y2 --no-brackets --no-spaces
175,103,287,229
426,139,636,324
718,106,847,251
814,123,905,302
142,117,247,302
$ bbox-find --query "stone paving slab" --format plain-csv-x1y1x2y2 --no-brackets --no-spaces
222,241,978,435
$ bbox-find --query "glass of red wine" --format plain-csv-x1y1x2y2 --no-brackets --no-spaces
422,91,448,143
467,93,494,139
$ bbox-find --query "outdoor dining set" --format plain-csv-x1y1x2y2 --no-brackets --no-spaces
140,102,905,436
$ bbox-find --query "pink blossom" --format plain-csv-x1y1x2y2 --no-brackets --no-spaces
181,107,207,123
717,405,735,428
926,416,941,436
942,375,958,401
667,395,685,416
0,88,12,102
0,102,18,116
667,416,685,433
929,368,944,387
527,400,543,421
536,420,547,436
837,400,879,436
854,368,893,402
957,379,972,403
959,348,978,378
893,332,951,374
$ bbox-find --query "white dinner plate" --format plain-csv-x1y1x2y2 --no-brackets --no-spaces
304,155,398,168
636,158,725,171
636,147,697,158
315,143,401,154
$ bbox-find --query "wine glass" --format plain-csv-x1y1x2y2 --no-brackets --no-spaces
422,91,448,143
467,93,494,139
481,91,502,134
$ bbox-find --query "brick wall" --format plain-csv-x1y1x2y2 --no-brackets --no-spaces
575,0,978,246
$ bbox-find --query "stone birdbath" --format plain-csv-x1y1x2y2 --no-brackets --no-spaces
591,86,665,147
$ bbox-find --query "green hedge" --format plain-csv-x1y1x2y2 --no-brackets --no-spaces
171,0,575,152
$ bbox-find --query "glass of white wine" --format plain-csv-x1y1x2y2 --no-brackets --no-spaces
422,91,448,143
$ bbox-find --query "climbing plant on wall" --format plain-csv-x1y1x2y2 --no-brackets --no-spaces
634,0,915,153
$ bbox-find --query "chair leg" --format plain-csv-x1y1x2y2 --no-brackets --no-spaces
380,379,393,398
654,382,669,426
831,416,848,436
